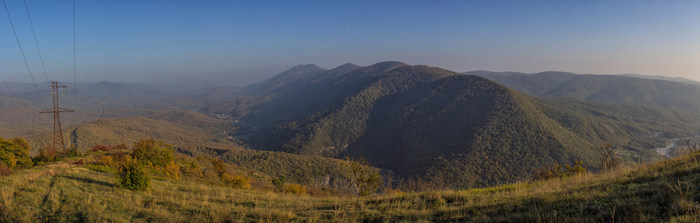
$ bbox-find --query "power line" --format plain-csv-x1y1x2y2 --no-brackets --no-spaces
23,0,50,83
2,0,47,109
0,77,18,98
73,0,77,148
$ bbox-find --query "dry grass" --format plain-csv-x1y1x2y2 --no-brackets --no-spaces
0,150,698,222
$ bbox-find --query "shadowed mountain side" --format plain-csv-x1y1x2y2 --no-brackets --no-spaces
204,62,700,188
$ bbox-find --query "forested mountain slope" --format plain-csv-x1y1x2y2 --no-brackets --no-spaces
469,70,700,112
205,62,700,188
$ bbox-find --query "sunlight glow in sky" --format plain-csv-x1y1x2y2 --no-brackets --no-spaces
1,0,699,85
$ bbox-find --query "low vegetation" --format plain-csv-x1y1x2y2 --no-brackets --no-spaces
0,135,697,222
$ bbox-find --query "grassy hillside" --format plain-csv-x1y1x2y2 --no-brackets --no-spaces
26,111,242,156
0,148,697,222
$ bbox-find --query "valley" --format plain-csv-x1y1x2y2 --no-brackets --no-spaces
3,62,700,189
1,61,700,221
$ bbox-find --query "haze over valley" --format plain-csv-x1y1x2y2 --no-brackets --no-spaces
1,1,699,222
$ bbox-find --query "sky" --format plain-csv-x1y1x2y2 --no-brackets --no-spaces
1,0,699,85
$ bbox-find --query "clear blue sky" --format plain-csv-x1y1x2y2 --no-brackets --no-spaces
1,0,699,85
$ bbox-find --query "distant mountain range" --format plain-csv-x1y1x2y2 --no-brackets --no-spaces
4,63,700,188
467,70,700,113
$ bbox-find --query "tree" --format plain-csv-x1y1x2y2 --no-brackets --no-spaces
344,157,383,196
599,144,621,171
132,138,174,167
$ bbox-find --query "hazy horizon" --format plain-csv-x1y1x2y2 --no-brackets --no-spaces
1,1,699,85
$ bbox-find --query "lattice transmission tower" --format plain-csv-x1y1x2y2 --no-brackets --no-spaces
39,81,74,151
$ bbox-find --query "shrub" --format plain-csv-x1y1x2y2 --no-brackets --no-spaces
344,157,383,196
0,164,9,176
132,139,174,168
165,161,181,180
85,164,113,173
283,183,307,195
98,155,115,167
91,144,111,152
181,160,202,177
64,146,80,158
0,150,17,169
1,137,33,169
600,144,621,171
534,161,587,180
114,144,128,150
117,159,150,191
221,173,250,189
34,144,58,163
271,176,286,189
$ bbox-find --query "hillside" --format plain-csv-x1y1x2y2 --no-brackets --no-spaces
0,147,697,222
205,62,700,188
469,70,700,112
25,111,242,156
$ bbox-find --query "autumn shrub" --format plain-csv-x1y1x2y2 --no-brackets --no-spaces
98,155,115,167
165,161,181,180
221,173,250,189
283,183,307,195
534,161,587,180
109,151,130,165
0,150,17,169
34,144,58,163
1,137,33,169
0,164,9,176
117,159,150,191
91,144,111,152
132,139,174,167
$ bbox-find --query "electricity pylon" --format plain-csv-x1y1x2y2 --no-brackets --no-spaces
39,81,74,151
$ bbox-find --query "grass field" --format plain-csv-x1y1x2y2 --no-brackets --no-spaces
0,151,698,222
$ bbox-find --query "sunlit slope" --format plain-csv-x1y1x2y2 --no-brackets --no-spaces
26,111,242,156
0,149,696,222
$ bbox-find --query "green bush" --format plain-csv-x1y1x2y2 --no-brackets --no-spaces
117,159,150,191
534,161,587,180
85,164,113,173
0,137,33,169
271,176,286,189
132,139,174,167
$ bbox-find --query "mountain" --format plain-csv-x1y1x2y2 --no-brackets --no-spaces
620,73,700,85
205,62,700,188
468,70,700,112
0,94,46,137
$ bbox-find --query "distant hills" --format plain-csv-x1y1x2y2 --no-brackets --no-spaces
467,70,700,113
204,62,700,188
4,63,700,189
25,110,241,156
